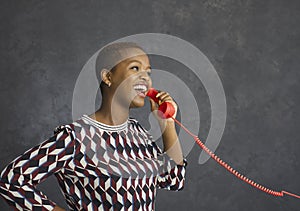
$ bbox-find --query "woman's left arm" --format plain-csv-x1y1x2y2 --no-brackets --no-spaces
149,90,184,165
160,121,184,165
148,91,188,191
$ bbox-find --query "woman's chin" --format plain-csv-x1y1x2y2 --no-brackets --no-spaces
129,96,146,108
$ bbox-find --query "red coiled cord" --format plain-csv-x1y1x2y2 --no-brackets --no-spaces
171,117,300,199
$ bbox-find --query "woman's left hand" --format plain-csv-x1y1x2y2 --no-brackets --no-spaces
149,90,178,124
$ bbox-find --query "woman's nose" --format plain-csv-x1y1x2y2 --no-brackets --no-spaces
139,70,151,81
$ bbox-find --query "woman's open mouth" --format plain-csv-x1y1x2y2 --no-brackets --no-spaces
133,84,148,98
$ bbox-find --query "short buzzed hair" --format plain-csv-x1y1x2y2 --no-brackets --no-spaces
95,42,145,92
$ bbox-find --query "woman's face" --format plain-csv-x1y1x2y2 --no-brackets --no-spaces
108,48,152,108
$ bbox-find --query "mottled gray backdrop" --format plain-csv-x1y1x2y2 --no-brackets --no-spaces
1,0,300,210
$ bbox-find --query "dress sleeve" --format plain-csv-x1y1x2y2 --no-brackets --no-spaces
135,121,188,191
151,140,187,191
0,124,77,211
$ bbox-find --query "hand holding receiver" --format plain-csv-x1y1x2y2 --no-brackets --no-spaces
146,88,176,119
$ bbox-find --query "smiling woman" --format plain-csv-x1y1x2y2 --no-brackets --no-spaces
96,43,153,114
0,42,187,211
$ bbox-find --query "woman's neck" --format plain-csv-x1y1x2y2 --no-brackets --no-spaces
93,101,129,126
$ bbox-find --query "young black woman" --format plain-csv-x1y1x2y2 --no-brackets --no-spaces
0,42,187,211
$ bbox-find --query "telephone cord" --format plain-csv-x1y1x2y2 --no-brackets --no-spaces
171,117,300,199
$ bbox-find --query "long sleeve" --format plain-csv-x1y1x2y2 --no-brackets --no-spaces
0,124,77,211
151,140,187,191
136,121,188,191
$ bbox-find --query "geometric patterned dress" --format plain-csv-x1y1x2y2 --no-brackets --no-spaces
0,114,187,210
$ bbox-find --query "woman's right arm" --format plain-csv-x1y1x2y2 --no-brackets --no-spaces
0,124,77,211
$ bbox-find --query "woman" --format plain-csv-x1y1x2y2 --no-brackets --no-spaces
0,42,187,210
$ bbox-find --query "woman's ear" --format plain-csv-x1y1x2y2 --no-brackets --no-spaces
101,68,112,87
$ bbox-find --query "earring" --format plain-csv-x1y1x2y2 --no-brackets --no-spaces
107,82,111,87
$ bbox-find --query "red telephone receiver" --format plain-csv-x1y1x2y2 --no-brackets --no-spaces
146,88,175,119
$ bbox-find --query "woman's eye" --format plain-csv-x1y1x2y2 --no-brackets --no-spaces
131,66,139,71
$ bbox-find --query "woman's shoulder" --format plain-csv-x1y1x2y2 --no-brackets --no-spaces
53,123,75,134
53,115,149,136
53,116,86,135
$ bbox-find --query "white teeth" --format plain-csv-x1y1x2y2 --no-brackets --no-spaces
133,84,147,92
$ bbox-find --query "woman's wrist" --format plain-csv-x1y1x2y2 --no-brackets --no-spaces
158,118,175,132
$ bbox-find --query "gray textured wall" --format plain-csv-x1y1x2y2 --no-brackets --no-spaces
1,0,300,210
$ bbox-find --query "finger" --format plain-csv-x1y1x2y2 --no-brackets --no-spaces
155,91,167,98
160,95,173,103
159,95,173,105
157,92,169,100
158,94,171,102
149,98,158,111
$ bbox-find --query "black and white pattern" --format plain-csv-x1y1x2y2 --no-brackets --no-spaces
0,114,187,210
